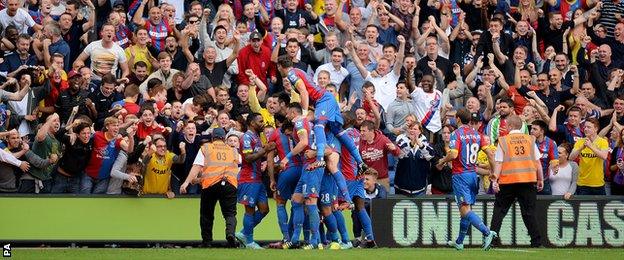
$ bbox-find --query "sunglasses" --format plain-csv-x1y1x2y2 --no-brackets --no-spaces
188,20,199,24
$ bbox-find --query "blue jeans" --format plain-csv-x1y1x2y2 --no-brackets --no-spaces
18,179,52,193
51,170,81,194
80,175,109,194
537,179,552,195
170,175,199,195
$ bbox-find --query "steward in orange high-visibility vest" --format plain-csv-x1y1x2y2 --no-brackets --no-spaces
490,115,543,247
199,141,239,189
497,133,538,185
180,128,239,248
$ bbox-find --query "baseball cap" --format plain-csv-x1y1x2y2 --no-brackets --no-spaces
212,127,226,140
68,70,82,79
250,31,262,41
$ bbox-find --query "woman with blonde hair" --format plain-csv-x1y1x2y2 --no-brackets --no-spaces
550,143,579,199
211,4,236,34
513,0,539,28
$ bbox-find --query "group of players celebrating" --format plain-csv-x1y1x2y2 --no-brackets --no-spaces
222,56,496,250
229,56,375,250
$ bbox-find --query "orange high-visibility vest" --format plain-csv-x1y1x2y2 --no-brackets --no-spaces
200,141,239,189
498,133,538,184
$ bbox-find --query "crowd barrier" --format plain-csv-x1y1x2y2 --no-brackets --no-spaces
371,196,624,247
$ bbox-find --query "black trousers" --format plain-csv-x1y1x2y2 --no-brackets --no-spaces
200,181,237,243
490,183,542,247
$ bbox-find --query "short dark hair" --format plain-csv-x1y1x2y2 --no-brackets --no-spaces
531,120,548,132
382,43,397,52
490,17,504,25
568,106,581,115
365,24,379,32
456,108,471,124
499,98,515,108
246,112,262,126
277,55,293,68
135,26,147,34
17,34,31,42
214,25,227,33
72,122,91,134
360,120,376,131
276,92,290,104
331,47,345,56
287,102,302,114
286,38,299,46
585,118,600,128
134,61,148,69
101,73,117,85
140,104,155,116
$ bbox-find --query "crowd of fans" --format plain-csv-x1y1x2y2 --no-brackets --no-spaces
0,0,622,199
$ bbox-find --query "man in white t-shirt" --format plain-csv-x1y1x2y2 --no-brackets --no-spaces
0,0,42,34
73,23,130,79
347,36,405,110
313,47,349,87
411,73,442,135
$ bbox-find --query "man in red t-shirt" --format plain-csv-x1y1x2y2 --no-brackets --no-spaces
358,120,400,191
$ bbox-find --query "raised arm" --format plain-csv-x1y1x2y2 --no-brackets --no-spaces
346,41,370,79
489,54,510,91
429,16,450,54
271,34,285,63
392,36,406,76
83,0,96,32
549,105,565,132
384,5,405,31
492,33,508,64
465,56,483,89
133,0,148,27
225,33,241,67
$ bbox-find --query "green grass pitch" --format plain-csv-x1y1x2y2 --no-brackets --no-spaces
12,248,624,260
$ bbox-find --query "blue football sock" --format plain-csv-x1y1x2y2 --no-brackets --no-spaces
323,211,339,242
456,217,470,245
336,129,364,164
313,124,327,161
330,171,352,203
467,211,490,236
243,213,255,244
358,209,375,240
277,204,290,241
290,202,304,244
333,211,350,243
306,204,321,245
253,211,267,227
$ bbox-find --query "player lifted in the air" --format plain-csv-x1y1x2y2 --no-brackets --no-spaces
277,56,367,206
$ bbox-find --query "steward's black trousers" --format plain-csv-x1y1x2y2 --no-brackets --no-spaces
200,181,237,243
490,183,542,247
